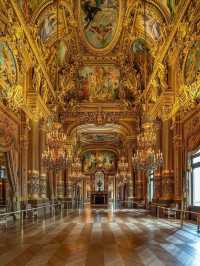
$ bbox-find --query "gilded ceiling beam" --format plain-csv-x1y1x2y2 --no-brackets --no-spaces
9,0,56,100
143,0,192,98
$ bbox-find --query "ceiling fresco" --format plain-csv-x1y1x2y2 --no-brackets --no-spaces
0,42,17,87
1,0,194,126
80,0,119,49
131,38,153,91
184,40,200,85
135,13,162,41
37,9,57,43
13,0,174,112
78,65,120,102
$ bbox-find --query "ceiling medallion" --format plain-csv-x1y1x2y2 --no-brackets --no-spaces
78,0,124,55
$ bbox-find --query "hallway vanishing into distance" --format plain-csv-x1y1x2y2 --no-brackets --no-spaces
0,206,200,266
1,0,200,265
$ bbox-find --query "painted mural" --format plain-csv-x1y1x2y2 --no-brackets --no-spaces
78,65,120,102
80,0,119,49
38,12,57,42
132,38,153,90
82,151,116,173
137,14,161,41
56,40,68,66
0,42,17,86
185,40,200,85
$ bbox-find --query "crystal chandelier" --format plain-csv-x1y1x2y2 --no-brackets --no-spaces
42,122,67,171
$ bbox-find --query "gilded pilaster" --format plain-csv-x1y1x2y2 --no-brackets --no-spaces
125,136,136,198
57,171,65,199
135,171,144,200
28,120,40,200
39,120,47,199
153,172,162,201
20,113,29,202
153,120,162,202
173,115,183,203
161,120,174,202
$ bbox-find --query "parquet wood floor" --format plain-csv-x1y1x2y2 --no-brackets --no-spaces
0,207,200,266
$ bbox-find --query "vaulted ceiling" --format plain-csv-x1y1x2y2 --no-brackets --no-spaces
1,0,189,155
13,0,177,111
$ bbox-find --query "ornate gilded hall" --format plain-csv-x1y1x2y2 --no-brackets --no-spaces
0,0,200,265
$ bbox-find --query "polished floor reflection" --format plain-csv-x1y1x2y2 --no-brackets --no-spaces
0,207,200,266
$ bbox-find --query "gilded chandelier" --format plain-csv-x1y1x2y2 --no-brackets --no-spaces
46,122,67,149
42,147,67,171
132,148,163,171
42,122,67,171
132,120,163,171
